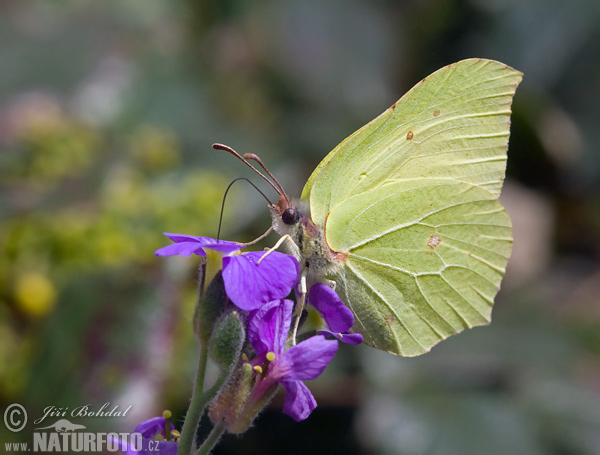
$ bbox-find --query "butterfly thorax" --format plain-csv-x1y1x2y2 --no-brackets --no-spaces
270,198,346,283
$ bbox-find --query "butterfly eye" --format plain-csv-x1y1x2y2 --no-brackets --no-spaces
281,208,299,225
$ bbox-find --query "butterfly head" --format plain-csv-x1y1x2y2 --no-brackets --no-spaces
270,194,307,239
274,194,301,225
270,193,346,280
281,207,300,225
212,143,326,261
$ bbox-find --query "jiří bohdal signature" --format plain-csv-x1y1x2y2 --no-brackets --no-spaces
33,402,132,425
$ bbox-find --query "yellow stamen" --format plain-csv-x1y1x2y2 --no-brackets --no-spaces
170,430,181,438
242,353,249,361
253,365,263,374
266,352,275,362
162,409,172,441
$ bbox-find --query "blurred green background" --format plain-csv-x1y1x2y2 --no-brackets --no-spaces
1,1,599,454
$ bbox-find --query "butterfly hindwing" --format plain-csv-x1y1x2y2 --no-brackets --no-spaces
325,178,511,355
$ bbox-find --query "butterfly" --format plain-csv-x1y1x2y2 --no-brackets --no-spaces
221,58,522,356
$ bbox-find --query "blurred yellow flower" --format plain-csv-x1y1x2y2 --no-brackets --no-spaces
14,272,57,317
130,125,180,171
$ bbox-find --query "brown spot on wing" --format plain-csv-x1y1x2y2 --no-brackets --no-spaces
427,234,442,249
406,131,414,140
433,109,440,117
384,314,394,327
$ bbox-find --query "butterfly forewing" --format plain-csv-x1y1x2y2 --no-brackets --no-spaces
304,59,523,226
300,59,521,356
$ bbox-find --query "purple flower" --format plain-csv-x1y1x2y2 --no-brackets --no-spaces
155,233,299,311
155,233,244,257
223,251,298,311
246,299,338,421
111,416,177,455
308,284,363,345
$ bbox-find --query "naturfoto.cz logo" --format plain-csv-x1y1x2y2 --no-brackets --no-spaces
32,425,143,453
3,403,149,453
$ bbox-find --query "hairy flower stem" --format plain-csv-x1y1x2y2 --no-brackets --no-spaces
226,384,279,434
177,346,208,455
178,345,231,455
196,421,227,455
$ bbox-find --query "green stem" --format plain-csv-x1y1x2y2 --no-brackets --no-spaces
196,421,227,455
178,345,209,455
178,347,231,455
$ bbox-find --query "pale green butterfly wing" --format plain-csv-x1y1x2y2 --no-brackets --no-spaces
301,59,521,355
301,127,362,202
303,59,522,226
326,179,511,356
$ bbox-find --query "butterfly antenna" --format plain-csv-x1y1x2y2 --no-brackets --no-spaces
217,177,273,241
213,143,283,199
244,153,289,204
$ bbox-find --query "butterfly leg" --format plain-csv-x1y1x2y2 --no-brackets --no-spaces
291,267,308,345
240,226,273,247
256,234,300,264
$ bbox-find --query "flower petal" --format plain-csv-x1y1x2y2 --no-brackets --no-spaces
202,242,245,256
281,380,317,422
277,335,338,381
112,417,178,455
308,284,354,333
162,233,208,243
155,233,243,257
247,299,293,356
155,242,207,257
133,416,172,438
319,330,363,345
222,251,299,311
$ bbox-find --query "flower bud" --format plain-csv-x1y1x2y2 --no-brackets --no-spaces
226,383,279,434
224,363,254,427
208,311,245,370
209,362,252,424
193,270,227,345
